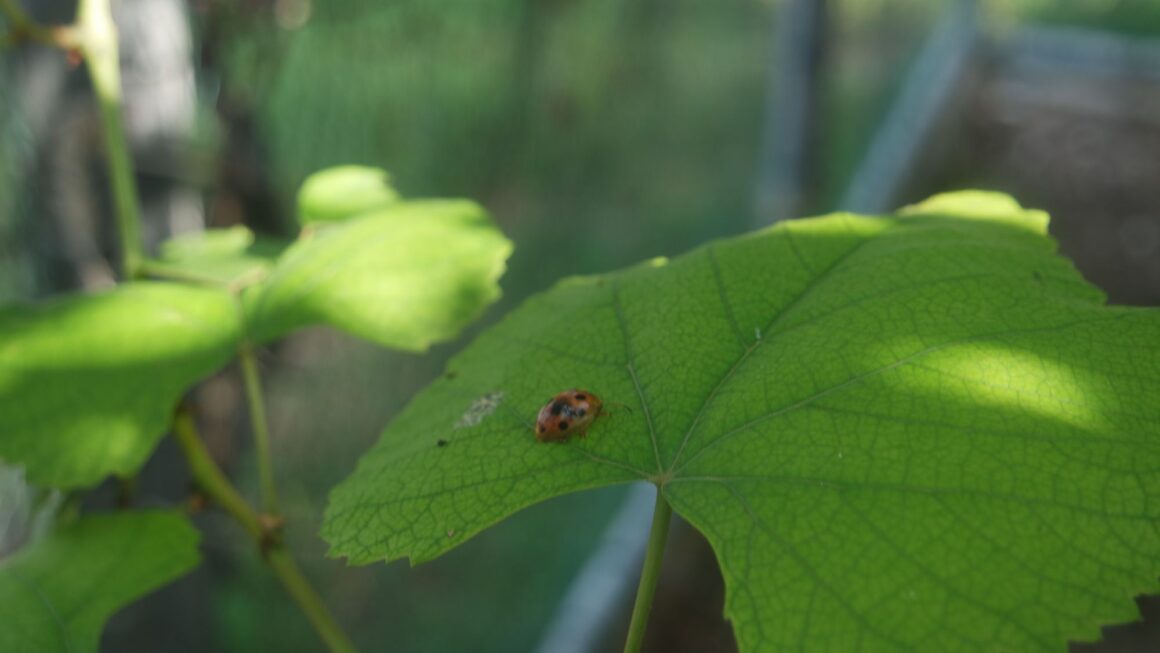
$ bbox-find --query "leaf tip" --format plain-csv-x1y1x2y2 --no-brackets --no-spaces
899,190,1049,234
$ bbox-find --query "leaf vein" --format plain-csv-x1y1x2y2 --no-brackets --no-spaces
706,243,748,349
713,478,918,651
669,474,1153,521
674,314,1136,473
667,219,890,470
837,493,1060,652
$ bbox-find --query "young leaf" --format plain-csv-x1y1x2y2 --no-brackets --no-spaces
323,192,1160,652
149,225,286,288
0,283,242,488
0,511,200,653
297,165,400,225
245,199,512,351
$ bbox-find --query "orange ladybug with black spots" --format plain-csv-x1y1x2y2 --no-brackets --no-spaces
535,389,603,442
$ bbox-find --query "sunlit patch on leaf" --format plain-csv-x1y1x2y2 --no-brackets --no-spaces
245,199,512,351
0,283,242,488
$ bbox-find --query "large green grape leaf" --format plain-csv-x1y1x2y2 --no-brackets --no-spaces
245,199,512,351
0,283,242,488
323,192,1160,652
0,511,200,653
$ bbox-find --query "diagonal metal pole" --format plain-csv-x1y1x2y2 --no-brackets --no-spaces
753,0,828,226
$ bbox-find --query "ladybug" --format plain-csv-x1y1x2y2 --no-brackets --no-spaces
535,389,603,442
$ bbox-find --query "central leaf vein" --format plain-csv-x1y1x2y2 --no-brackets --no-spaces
613,278,664,474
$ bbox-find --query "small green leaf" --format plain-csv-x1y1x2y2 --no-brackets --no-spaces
246,199,512,351
0,511,200,653
0,283,242,488
150,226,286,287
323,192,1160,652
297,165,400,225
162,225,256,259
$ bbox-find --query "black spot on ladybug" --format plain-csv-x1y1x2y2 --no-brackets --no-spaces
436,439,449,447
550,402,565,416
558,421,569,430
575,393,587,401
577,408,587,417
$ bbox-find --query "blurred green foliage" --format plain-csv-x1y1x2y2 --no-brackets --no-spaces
222,0,770,289
0,511,199,653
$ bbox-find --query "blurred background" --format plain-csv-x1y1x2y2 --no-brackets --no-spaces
1,0,1159,651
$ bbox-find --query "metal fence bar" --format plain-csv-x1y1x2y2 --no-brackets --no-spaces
532,482,659,653
840,0,979,214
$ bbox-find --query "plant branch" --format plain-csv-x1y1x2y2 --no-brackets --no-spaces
265,549,358,653
239,342,279,515
623,486,673,653
77,0,144,278
172,409,262,540
172,409,358,653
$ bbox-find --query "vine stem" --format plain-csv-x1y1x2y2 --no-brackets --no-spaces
265,550,357,653
172,409,262,540
60,1,350,651
173,410,358,653
77,0,144,278
623,486,674,653
239,341,279,515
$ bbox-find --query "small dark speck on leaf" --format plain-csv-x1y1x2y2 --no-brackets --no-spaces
447,529,456,538
437,439,449,447
445,370,458,380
